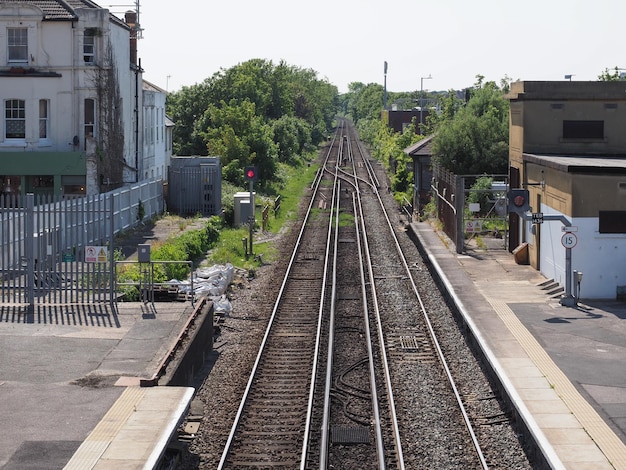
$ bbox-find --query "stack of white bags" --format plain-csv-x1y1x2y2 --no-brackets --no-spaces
172,263,235,314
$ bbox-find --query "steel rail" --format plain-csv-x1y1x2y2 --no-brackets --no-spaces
319,126,386,469
319,157,342,469
347,128,406,469
355,127,490,469
217,125,341,470
350,184,386,468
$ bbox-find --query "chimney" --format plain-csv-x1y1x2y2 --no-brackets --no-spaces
125,10,137,66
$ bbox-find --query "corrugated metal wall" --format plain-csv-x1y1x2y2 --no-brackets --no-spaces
167,157,222,216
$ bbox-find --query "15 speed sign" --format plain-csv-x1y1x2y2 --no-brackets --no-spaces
561,232,578,249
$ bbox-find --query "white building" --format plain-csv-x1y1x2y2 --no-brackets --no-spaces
0,0,169,197
142,80,173,181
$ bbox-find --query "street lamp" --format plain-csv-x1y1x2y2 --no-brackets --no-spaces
420,75,432,134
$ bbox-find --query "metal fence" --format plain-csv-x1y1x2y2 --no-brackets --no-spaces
0,179,164,309
432,166,508,253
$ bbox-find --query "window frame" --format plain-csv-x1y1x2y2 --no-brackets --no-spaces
83,30,96,65
39,99,49,140
5,99,26,140
7,27,28,64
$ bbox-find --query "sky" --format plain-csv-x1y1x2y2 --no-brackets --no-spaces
110,0,626,94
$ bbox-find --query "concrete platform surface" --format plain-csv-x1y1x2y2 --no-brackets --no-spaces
0,301,194,469
411,221,626,470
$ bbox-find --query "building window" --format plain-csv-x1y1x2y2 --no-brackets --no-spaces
563,120,604,139
84,98,95,147
5,99,25,139
599,211,626,233
39,100,49,139
83,30,95,64
8,27,28,63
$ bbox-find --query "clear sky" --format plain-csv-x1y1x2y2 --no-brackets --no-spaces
113,0,626,94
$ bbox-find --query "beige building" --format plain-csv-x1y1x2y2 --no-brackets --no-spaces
507,81,626,299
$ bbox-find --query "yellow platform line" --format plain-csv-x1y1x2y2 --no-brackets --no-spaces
490,299,626,469
64,387,146,470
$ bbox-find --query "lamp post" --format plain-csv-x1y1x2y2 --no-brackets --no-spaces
383,61,388,109
420,74,432,134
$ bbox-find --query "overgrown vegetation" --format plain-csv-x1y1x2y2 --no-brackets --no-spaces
115,160,318,300
429,76,510,175
116,216,222,300
166,59,337,192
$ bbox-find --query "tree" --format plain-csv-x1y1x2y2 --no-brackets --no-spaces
598,67,626,81
166,81,212,155
431,81,509,175
340,82,385,123
201,99,277,188
166,59,339,187
272,115,312,164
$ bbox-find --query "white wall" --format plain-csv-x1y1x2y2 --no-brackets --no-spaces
142,86,169,181
539,204,626,299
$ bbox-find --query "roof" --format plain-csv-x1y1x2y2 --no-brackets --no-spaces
404,136,434,157
507,81,626,102
143,79,167,94
0,0,127,26
524,153,626,174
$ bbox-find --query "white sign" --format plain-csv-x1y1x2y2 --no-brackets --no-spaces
561,225,578,232
85,246,108,263
561,232,578,249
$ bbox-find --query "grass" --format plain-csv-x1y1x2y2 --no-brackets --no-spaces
207,159,320,270
113,158,319,299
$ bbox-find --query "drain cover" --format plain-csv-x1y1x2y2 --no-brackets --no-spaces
331,425,370,444
400,335,420,350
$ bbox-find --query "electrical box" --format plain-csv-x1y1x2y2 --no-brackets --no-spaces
138,244,151,263
234,192,255,226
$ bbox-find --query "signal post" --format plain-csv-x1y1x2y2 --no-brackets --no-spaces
244,166,258,256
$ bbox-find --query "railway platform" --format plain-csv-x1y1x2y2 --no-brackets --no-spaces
411,221,626,469
0,300,198,469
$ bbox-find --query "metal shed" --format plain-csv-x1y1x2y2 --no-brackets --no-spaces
167,157,222,216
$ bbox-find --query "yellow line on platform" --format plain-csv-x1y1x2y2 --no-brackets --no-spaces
490,299,626,469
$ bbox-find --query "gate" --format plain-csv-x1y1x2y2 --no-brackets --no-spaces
432,166,509,254
1,193,114,308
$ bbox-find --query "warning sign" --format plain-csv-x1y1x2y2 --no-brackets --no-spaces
465,220,483,233
85,246,108,263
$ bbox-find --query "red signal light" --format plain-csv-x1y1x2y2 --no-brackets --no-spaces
508,188,530,213
244,166,258,182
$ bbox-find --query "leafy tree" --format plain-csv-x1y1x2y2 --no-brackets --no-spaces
201,99,277,188
598,67,626,81
341,82,385,123
272,115,312,164
166,59,338,186
468,175,494,215
166,81,212,155
423,90,464,135
431,80,509,175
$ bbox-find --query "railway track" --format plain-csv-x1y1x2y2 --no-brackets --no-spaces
216,129,337,468
185,120,534,469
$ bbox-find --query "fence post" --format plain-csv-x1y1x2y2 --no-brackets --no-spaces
25,193,35,310
455,177,465,254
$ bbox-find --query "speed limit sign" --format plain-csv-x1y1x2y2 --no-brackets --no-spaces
561,232,578,249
